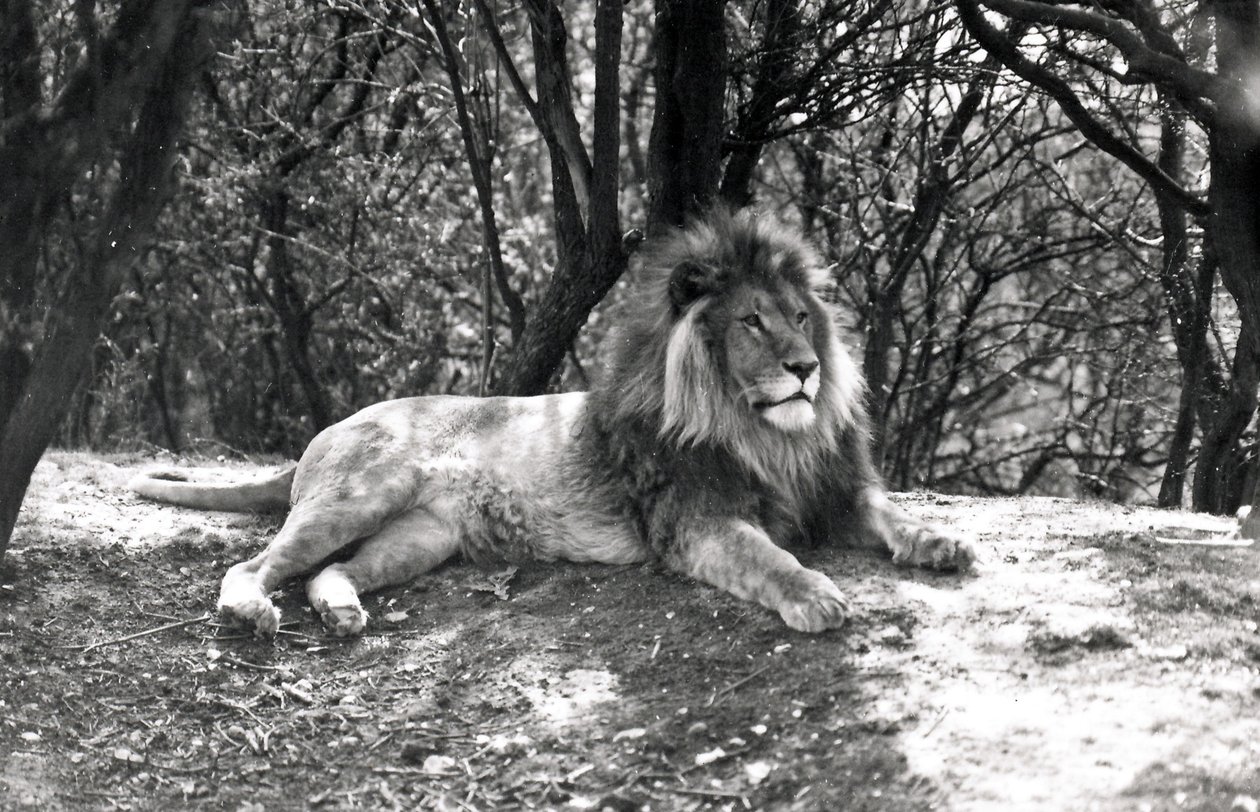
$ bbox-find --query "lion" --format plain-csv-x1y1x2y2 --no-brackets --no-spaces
129,207,974,638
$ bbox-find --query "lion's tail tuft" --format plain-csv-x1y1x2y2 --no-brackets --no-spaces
128,465,295,513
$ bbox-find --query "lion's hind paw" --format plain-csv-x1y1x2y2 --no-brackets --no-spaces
318,603,368,637
218,596,281,639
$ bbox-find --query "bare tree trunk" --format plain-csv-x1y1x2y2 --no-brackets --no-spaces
862,71,992,465
1192,333,1259,514
0,1,212,555
1205,0,1260,534
646,0,727,234
494,0,627,396
143,309,183,451
1154,102,1222,508
260,189,334,432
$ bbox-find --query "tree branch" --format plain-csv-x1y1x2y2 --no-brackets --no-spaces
523,0,593,221
956,0,1209,217
977,0,1221,117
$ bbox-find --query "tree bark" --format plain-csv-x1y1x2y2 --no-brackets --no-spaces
1192,332,1259,514
0,1,212,555
646,0,727,234
719,0,801,207
494,0,627,396
260,188,334,432
1205,0,1260,532
1154,101,1222,508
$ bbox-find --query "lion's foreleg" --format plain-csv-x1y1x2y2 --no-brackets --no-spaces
667,518,848,632
855,487,975,571
306,507,461,636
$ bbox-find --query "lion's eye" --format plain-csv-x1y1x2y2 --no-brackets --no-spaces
796,311,809,325
741,314,763,330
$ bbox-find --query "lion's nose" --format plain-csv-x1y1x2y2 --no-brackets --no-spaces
784,359,819,383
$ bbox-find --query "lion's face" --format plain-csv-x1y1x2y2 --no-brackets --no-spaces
717,283,822,433
631,209,862,456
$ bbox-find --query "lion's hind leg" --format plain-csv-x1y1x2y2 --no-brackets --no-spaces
306,507,461,636
218,498,401,638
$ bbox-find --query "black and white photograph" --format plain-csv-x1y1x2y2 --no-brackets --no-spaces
2,0,1260,808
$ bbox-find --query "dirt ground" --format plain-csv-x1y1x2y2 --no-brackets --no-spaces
3,451,1260,811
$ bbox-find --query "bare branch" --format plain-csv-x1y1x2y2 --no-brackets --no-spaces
977,0,1222,115
956,0,1209,217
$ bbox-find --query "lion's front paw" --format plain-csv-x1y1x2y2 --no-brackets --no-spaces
218,596,281,639
776,569,849,633
893,527,976,572
317,603,368,637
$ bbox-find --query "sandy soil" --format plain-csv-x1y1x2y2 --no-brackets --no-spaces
2,450,1259,811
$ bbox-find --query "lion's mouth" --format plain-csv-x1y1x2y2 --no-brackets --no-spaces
756,392,812,410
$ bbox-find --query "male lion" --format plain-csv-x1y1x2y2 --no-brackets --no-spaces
129,208,974,638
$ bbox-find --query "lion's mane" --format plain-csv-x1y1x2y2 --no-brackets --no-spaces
585,208,879,553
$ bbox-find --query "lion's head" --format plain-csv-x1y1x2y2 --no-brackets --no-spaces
601,208,866,483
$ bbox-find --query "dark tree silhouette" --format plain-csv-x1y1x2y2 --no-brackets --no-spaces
0,0,220,556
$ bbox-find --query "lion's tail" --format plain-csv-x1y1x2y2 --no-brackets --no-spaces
127,465,296,513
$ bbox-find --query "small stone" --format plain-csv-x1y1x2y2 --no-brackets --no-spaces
421,754,457,774
876,625,905,644
745,761,773,785
1143,643,1189,661
694,747,726,766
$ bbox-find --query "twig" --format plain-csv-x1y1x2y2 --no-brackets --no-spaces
211,698,265,726
280,682,316,704
922,707,951,738
220,654,284,671
667,787,750,801
708,665,772,705
3,714,52,730
62,613,212,652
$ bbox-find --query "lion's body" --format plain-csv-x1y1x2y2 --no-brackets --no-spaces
129,209,974,637
284,393,647,566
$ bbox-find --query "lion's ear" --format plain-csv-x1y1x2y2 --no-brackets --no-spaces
668,261,720,310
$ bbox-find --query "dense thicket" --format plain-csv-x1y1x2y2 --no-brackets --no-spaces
5,0,1259,556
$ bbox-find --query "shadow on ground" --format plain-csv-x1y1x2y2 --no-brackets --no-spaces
2,452,1259,811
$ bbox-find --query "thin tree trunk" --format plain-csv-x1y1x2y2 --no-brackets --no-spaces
862,71,991,465
1154,101,1215,508
261,189,333,432
423,0,502,392
719,0,801,207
